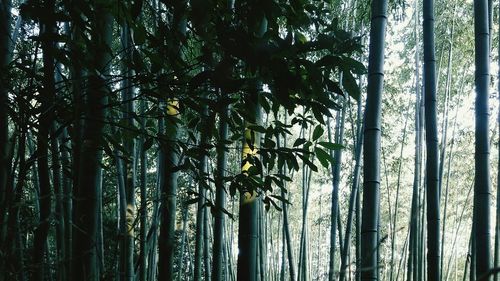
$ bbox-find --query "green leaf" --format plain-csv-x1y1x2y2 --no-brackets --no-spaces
342,70,360,101
343,57,367,75
312,125,324,141
317,141,344,150
311,105,326,125
267,196,282,211
298,153,318,172
315,55,342,68
269,194,291,205
295,32,308,44
315,147,333,168
229,181,239,197
247,125,267,133
293,138,307,147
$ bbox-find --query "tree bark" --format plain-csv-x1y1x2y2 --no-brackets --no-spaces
72,3,113,280
157,1,186,278
139,99,148,281
212,102,229,281
158,99,180,281
0,0,12,269
0,1,12,278
237,15,267,281
360,0,388,279
473,0,492,279
495,2,500,278
340,108,363,281
423,0,441,279
119,23,136,281
33,2,56,278
329,104,345,281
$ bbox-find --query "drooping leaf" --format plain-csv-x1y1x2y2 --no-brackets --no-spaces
315,146,334,168
293,138,307,147
342,70,360,101
317,141,344,150
312,125,324,141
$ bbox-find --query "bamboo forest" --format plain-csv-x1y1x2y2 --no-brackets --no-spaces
3,0,500,280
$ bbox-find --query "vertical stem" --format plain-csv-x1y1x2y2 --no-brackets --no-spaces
72,4,112,280
495,0,500,278
423,0,441,279
473,0,492,279
212,102,228,281
329,102,346,281
139,99,147,281
361,0,388,279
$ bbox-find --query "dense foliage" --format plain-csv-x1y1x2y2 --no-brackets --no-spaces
0,0,498,280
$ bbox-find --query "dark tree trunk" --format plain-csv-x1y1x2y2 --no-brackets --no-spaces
157,1,186,278
51,124,65,281
193,104,211,281
495,2,500,279
329,105,345,281
360,0,388,280
423,0,441,279
158,100,180,281
120,23,136,281
0,1,12,278
33,2,56,278
237,89,262,281
72,4,113,280
473,0,492,279
0,0,12,250
212,102,229,281
139,99,148,281
237,15,267,281
340,107,363,281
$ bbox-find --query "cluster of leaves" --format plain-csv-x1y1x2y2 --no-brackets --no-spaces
11,0,366,210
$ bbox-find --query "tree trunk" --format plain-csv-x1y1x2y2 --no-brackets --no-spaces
423,0,441,279
120,23,136,281
408,13,422,277
139,99,148,281
158,99,180,281
212,102,229,281
329,104,345,281
237,15,267,281
277,120,296,281
339,103,363,281
360,0,388,279
237,90,261,281
176,203,189,281
51,124,65,281
0,2,12,275
72,4,112,280
298,124,313,281
60,129,72,280
157,0,186,277
204,197,212,281
5,110,27,281
439,21,456,280
495,1,500,278
33,2,56,278
473,0,492,279
193,103,212,281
